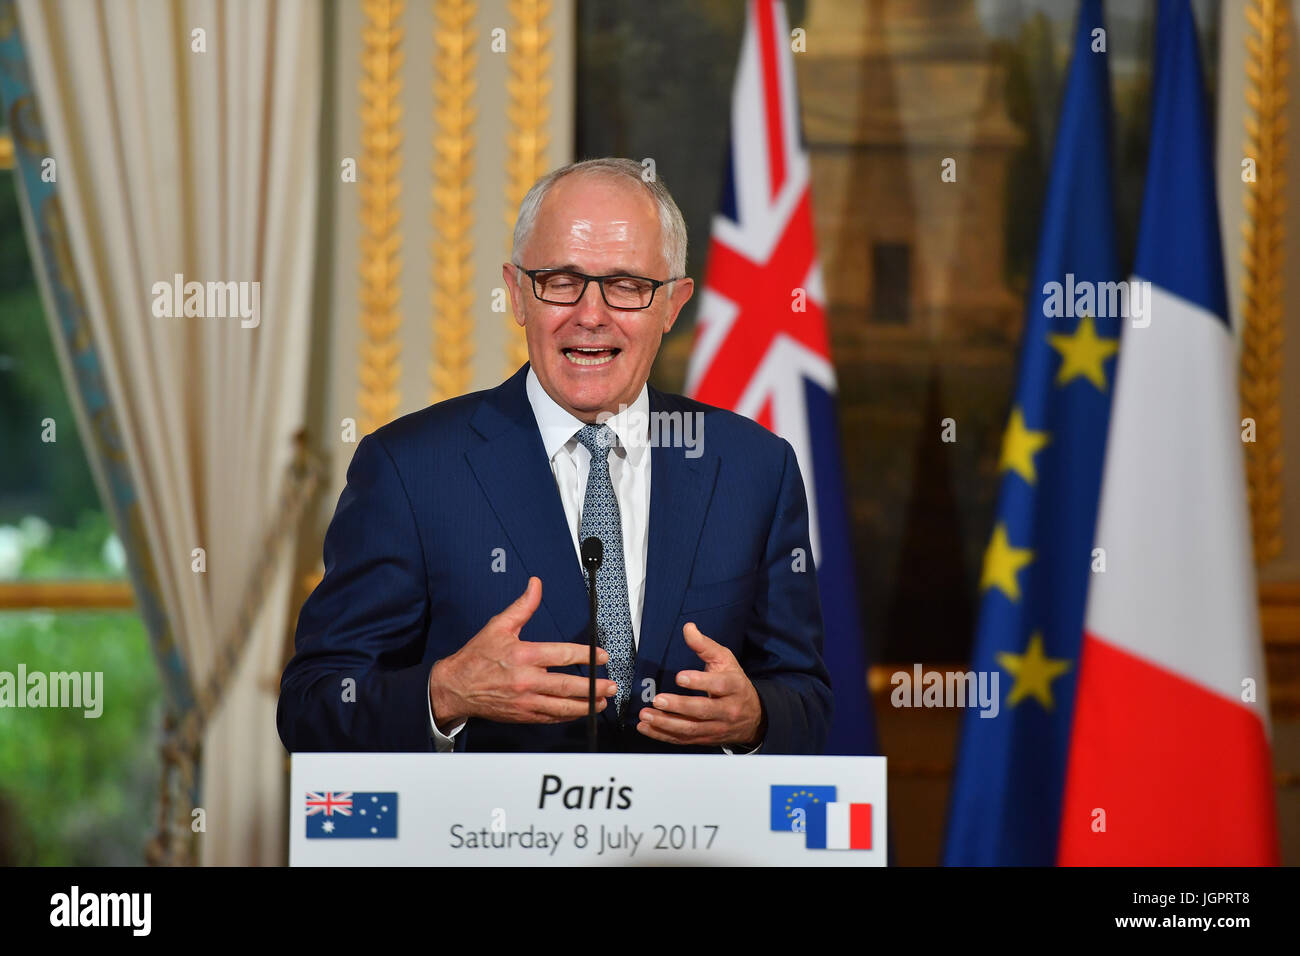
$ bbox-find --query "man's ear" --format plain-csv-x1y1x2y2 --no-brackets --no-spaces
503,263,527,326
663,277,695,334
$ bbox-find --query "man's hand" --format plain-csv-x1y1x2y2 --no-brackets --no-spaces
637,622,765,748
429,576,618,725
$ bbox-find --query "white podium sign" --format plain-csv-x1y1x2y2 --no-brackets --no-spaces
290,753,886,866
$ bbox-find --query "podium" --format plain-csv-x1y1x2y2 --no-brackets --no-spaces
290,753,887,866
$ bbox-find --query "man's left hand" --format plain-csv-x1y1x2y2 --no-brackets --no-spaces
636,622,765,748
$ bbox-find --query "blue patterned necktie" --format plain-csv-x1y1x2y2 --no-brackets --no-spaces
574,423,635,717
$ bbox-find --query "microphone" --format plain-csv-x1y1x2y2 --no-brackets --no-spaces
580,536,603,753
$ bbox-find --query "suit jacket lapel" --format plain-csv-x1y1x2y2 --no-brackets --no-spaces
465,364,592,652
635,387,719,699
464,368,719,730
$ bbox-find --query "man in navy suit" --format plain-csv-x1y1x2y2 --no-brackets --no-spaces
277,158,832,754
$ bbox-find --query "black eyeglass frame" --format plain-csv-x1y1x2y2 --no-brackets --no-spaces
517,266,684,311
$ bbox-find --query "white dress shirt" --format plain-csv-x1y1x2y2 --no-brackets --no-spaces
428,368,757,753
526,365,652,643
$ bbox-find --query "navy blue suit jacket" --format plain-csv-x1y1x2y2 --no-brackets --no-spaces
277,363,832,754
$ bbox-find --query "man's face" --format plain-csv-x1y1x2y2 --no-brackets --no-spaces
505,174,694,423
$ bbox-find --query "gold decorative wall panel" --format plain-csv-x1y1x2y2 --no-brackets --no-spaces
1241,0,1289,564
359,0,406,434
431,0,477,402
503,0,553,375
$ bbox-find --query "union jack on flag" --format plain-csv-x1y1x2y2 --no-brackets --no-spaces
305,791,353,816
305,791,398,839
685,0,877,756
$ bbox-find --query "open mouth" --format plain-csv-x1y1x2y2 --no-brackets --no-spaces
562,347,621,367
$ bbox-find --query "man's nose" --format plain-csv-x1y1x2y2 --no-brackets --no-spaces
572,280,609,324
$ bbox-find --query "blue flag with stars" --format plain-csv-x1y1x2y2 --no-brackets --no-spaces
943,0,1121,866
305,791,398,839
770,785,837,833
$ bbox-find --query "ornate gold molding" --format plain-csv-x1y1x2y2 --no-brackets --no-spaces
1241,0,1288,564
876,760,1300,789
1261,580,1300,717
868,620,1300,721
0,580,135,609
359,0,405,434
430,0,477,403
503,0,552,375
868,653,1298,788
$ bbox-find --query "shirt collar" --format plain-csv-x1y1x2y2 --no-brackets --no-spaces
526,365,649,465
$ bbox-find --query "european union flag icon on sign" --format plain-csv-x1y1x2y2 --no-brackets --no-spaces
305,791,398,839
770,786,836,832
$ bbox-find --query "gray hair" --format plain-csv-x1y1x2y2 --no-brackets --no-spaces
510,157,688,279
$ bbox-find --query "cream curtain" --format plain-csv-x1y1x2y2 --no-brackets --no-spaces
16,0,321,865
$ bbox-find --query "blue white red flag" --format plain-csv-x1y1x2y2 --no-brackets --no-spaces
687,0,876,755
1057,0,1279,864
944,0,1121,866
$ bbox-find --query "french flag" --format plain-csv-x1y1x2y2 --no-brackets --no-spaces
1057,0,1279,865
686,0,877,757
807,802,872,850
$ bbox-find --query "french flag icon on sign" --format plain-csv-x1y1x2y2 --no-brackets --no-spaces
806,802,871,850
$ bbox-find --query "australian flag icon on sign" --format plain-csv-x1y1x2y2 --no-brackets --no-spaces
305,791,398,839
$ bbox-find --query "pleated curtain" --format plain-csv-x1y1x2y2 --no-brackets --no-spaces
15,0,322,865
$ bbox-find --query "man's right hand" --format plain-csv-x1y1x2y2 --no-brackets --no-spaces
428,576,618,726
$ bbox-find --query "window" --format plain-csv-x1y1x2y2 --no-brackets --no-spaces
0,128,161,865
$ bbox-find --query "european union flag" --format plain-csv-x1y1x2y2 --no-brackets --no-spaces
305,791,398,839
944,0,1121,865
770,785,836,833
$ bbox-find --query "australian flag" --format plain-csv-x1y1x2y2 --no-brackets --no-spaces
305,791,398,839
943,0,1121,865
686,0,877,757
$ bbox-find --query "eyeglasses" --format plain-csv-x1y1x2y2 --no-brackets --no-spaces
518,267,682,311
